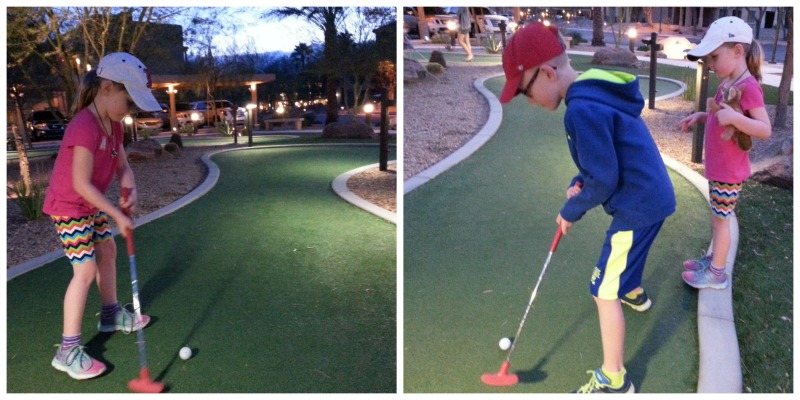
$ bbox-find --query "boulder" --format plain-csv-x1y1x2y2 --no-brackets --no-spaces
126,138,163,158
429,50,447,68
321,120,375,139
404,57,427,82
751,155,793,189
591,47,641,68
169,133,184,148
164,142,181,155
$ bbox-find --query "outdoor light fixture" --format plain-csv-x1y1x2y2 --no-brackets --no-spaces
628,28,637,53
86,64,91,72
276,105,285,114
124,116,133,125
447,20,457,31
364,103,375,126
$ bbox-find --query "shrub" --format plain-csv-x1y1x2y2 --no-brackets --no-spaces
8,179,45,221
216,120,235,136
682,68,697,101
430,33,452,44
426,62,445,75
177,123,197,135
566,31,585,47
482,35,502,54
138,128,157,140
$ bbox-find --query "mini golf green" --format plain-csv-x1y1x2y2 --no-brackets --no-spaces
7,145,396,393
404,77,709,393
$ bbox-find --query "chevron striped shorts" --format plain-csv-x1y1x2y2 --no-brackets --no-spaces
51,213,113,266
708,181,743,219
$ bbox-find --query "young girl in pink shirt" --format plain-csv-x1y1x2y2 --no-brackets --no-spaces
679,17,772,289
44,53,162,380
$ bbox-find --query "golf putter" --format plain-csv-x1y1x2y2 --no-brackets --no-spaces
121,188,165,393
482,182,581,386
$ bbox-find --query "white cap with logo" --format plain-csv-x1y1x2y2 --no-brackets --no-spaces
686,16,753,61
96,52,161,111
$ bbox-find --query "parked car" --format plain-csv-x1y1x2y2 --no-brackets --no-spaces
403,7,454,36
132,111,163,131
187,99,245,127
25,109,68,142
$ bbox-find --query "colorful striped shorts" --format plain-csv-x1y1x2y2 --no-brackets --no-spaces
708,181,743,219
51,212,113,266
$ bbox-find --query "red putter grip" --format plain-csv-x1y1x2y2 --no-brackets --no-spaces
549,229,562,253
120,187,135,255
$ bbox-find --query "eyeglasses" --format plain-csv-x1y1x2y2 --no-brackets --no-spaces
515,65,557,98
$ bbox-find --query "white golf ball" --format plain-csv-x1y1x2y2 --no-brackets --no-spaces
499,337,511,351
179,346,192,360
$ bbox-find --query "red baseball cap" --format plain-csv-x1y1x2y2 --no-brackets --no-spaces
499,22,566,104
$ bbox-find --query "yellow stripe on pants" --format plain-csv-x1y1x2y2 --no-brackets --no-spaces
598,230,633,300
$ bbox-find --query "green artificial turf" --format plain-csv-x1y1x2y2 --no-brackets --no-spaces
7,145,396,393
404,76,709,393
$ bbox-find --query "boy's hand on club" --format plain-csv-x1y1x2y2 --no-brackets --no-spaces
556,214,573,235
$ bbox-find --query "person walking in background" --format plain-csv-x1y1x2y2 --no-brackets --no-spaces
44,52,162,380
679,16,771,290
457,7,474,61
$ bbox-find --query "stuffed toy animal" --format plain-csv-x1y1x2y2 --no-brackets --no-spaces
706,86,752,151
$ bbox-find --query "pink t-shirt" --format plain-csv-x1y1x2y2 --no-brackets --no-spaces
43,108,124,217
704,76,765,184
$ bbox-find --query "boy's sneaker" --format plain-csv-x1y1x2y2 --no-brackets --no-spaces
572,368,635,393
620,288,652,312
98,306,150,333
51,345,106,380
682,268,730,290
683,253,712,272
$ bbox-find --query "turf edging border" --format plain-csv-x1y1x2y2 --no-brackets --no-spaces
331,161,397,224
404,72,742,393
7,143,393,281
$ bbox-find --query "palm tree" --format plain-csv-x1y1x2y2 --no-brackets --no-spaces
266,7,349,124
291,42,314,71
591,7,605,46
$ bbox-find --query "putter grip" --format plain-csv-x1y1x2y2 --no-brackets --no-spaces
120,187,135,255
550,229,562,253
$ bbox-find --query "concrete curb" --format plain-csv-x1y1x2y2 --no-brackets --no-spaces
404,73,504,194
404,72,741,392
332,161,397,224
7,143,393,281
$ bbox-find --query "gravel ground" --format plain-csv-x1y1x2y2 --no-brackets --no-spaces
7,143,397,268
404,57,792,181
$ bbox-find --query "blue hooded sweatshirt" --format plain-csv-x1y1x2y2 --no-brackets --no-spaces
560,69,676,231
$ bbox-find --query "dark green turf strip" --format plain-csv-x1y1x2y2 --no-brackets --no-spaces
7,145,396,393
403,76,709,393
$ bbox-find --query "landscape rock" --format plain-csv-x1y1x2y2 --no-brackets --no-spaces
591,47,642,68
429,50,447,68
321,120,375,139
126,138,163,158
404,57,428,82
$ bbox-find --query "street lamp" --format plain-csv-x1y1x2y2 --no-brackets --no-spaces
628,27,637,53
246,103,256,147
124,115,136,142
364,102,375,126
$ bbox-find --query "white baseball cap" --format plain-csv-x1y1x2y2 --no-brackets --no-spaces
686,16,753,61
96,52,161,111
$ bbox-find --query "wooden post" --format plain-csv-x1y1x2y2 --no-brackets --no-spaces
692,60,710,163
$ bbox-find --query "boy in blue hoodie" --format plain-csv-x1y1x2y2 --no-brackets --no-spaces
499,23,676,393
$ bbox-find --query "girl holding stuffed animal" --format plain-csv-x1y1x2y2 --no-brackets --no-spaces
678,16,771,289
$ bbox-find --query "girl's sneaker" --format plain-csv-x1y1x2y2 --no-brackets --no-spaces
51,345,106,380
98,306,150,333
572,368,635,393
683,253,712,272
682,268,730,290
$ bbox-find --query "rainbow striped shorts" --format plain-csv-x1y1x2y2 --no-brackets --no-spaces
51,212,113,266
708,181,743,219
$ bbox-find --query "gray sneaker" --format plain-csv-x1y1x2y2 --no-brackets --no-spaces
683,253,712,272
98,305,150,333
682,268,730,290
51,345,107,380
